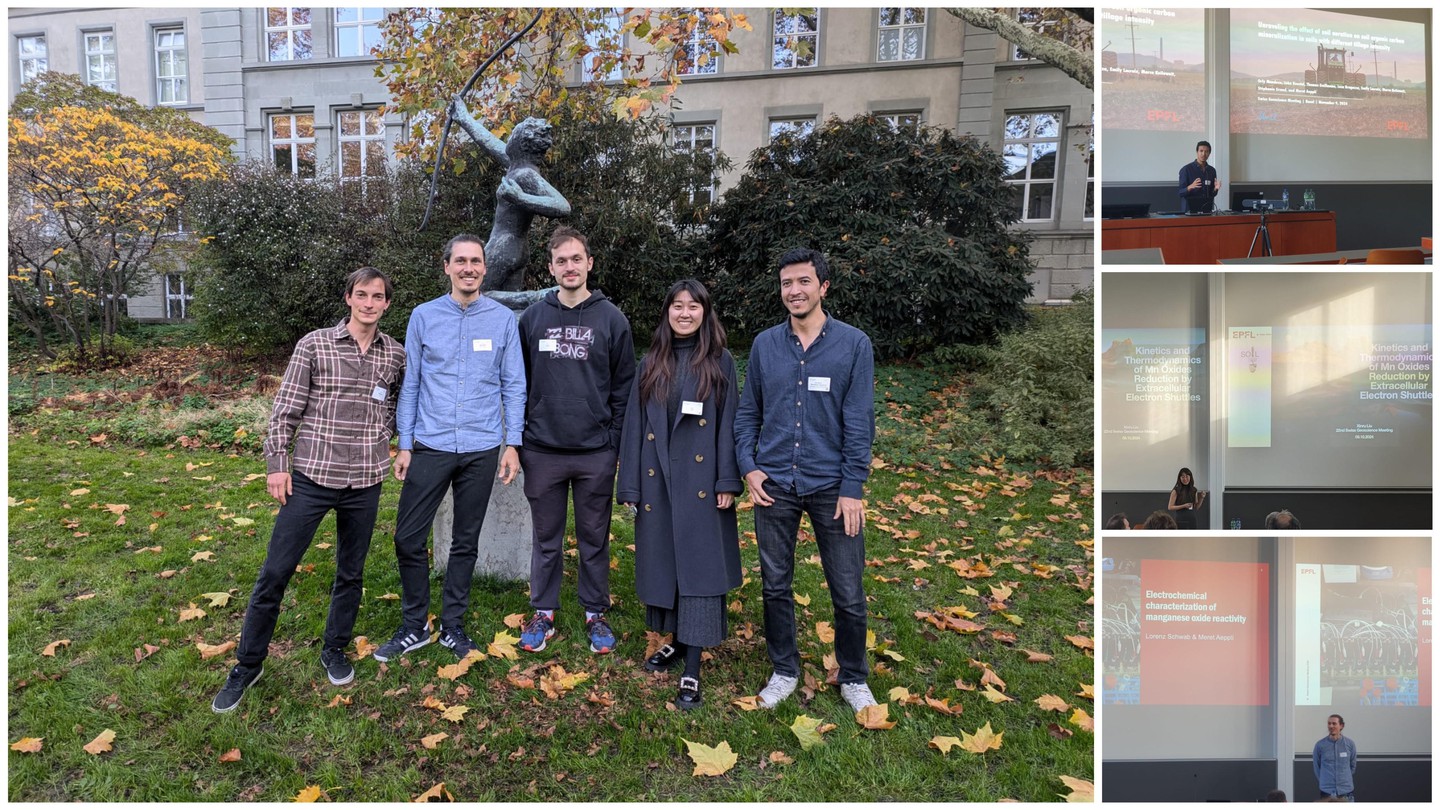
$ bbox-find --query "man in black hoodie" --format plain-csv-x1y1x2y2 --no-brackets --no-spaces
516,226,636,654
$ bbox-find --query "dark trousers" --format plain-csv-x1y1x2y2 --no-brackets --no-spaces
522,447,616,613
754,481,869,684
392,445,499,632
236,471,381,667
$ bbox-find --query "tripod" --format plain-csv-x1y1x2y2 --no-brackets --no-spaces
1247,207,1274,258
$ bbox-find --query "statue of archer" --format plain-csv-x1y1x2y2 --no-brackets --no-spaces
447,96,571,292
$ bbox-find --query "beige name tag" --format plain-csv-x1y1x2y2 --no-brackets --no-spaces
473,338,493,352
807,376,831,392
682,400,703,416
538,338,558,353
371,386,387,401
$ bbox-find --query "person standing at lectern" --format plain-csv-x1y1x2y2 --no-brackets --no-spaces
1178,140,1221,213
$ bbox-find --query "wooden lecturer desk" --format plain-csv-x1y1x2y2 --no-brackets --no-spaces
1102,211,1336,265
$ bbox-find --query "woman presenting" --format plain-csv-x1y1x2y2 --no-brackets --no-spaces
1167,467,1207,529
617,280,741,710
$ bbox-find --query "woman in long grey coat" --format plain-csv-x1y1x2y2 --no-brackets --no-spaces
617,279,742,710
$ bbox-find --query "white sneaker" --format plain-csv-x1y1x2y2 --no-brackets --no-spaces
841,682,878,712
757,672,799,708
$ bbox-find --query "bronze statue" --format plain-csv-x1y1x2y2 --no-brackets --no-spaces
447,97,571,293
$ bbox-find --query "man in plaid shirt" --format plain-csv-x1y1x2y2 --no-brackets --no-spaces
211,267,405,713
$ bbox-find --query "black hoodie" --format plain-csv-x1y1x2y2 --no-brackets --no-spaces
517,289,636,453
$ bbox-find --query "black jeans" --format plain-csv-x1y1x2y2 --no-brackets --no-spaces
753,481,869,684
392,445,499,633
236,471,381,667
521,447,616,614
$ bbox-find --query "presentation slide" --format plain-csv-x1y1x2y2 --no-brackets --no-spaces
1101,326,1207,488
1295,562,1426,708
1103,559,1270,706
1101,7,1208,134
1231,8,1428,139
1224,324,1432,450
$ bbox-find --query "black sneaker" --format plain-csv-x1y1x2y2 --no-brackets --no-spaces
320,646,354,685
373,622,432,663
439,627,478,659
676,675,703,711
644,643,683,672
211,663,263,714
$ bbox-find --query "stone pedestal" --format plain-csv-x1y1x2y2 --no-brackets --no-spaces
431,466,531,581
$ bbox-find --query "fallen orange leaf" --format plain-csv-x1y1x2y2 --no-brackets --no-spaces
196,640,236,660
1076,683,1094,700
924,696,963,716
10,737,43,753
1019,648,1053,663
414,782,453,801
855,703,897,730
1058,775,1095,802
814,621,835,643
219,748,242,762
502,612,526,630
1069,707,1094,732
420,732,449,749
83,729,116,755
1063,634,1094,650
41,639,72,657
178,604,207,622
958,721,1003,754
731,695,760,711
353,636,377,659
325,694,352,708
294,785,325,802
1034,694,1069,713
440,705,469,723
768,750,794,765
928,735,961,755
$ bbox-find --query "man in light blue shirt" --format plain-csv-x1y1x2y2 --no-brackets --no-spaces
373,234,525,663
1312,713,1357,801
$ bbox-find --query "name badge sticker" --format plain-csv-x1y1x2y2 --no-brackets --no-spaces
371,386,388,402
1340,752,1349,758
807,376,832,392
682,400,703,416
473,338,493,352
538,338,558,353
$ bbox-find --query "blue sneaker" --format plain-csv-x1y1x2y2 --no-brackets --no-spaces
586,614,616,654
520,612,555,652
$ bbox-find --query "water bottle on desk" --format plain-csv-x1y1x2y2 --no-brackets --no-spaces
1282,188,1289,210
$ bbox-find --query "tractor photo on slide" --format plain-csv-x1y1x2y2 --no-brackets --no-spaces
1305,46,1368,98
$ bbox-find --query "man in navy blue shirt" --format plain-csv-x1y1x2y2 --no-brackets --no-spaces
1178,140,1221,213
735,247,878,715
373,234,526,665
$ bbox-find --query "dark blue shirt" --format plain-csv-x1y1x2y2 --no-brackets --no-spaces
1178,161,1218,212
735,315,874,499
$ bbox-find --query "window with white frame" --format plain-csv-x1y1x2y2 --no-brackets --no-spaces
334,7,382,57
270,113,317,177
1084,136,1094,220
581,9,624,82
772,9,818,69
164,273,193,319
154,28,187,105
769,117,815,141
877,111,922,133
84,31,117,91
671,123,716,205
877,8,925,62
17,34,47,84
1002,111,1061,221
266,7,313,61
677,9,719,76
338,110,386,181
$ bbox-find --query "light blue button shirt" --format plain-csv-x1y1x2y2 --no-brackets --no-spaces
397,294,526,452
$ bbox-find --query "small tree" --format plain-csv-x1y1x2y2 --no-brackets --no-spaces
8,73,231,361
706,115,1033,359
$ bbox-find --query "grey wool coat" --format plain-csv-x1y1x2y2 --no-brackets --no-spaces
616,350,743,607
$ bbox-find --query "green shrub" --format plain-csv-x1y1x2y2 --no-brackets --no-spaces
705,115,1033,358
973,293,1094,467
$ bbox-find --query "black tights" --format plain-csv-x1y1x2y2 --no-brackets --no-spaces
671,640,704,679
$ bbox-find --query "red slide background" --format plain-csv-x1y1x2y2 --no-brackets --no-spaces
1139,559,1270,705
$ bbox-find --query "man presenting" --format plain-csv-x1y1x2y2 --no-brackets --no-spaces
212,267,405,713
1178,140,1221,213
516,226,635,654
373,234,525,663
1313,714,1357,801
736,247,878,714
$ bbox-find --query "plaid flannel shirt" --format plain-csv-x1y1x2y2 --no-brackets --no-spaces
263,320,405,489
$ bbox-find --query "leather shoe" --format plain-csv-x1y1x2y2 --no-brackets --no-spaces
644,643,682,672
676,675,703,710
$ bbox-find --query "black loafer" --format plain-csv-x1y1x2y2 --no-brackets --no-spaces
644,643,682,672
676,675,703,710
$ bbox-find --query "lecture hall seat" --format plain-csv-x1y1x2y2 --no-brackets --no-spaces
1365,248,1426,264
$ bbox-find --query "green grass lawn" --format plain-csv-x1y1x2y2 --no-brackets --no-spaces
8,361,1093,802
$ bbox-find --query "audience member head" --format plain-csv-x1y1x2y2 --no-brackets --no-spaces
1143,510,1178,530
1104,512,1131,530
1264,509,1301,530
1264,788,1287,802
